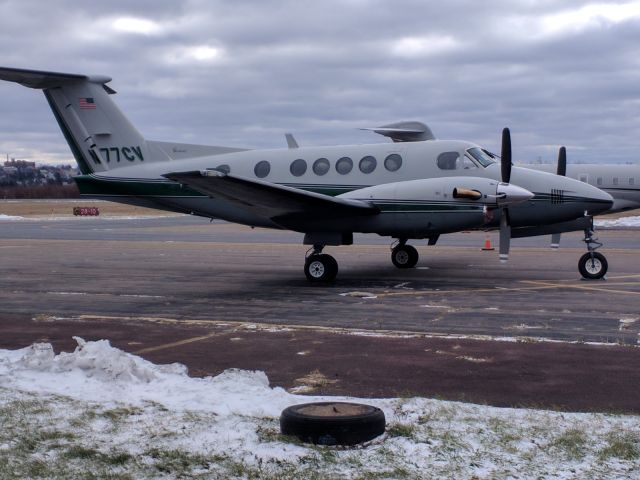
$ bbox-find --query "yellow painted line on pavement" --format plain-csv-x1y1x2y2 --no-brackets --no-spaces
373,284,560,298
134,333,219,354
604,274,640,280
522,280,640,296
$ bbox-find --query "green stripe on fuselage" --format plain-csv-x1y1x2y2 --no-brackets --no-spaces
74,175,205,197
374,203,481,212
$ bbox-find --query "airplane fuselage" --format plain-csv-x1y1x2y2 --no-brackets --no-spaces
76,139,613,238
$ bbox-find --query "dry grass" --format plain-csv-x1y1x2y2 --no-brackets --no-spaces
0,199,178,217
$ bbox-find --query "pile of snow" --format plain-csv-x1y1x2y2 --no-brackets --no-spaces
0,214,24,221
595,215,640,228
0,337,294,417
0,338,638,478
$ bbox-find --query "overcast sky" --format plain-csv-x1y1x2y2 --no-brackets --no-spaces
1,0,639,165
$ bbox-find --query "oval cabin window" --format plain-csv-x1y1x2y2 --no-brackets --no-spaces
359,155,377,174
384,154,402,172
313,158,330,176
290,159,307,177
254,160,271,178
336,157,353,175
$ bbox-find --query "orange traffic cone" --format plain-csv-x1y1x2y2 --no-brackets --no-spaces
482,234,495,251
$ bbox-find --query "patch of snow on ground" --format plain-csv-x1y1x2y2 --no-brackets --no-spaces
595,215,640,228
0,214,24,221
0,338,638,479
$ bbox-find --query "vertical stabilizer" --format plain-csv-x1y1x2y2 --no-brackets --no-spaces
0,66,153,174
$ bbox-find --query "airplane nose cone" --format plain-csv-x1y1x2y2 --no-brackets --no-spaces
496,183,534,206
582,184,614,215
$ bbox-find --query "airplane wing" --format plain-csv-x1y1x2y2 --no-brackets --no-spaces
162,170,379,223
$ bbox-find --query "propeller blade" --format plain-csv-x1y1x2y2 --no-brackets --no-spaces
557,146,567,176
501,127,512,184
550,233,561,249
499,209,511,262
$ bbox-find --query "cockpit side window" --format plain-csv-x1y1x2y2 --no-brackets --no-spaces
437,151,460,170
467,147,497,167
462,155,479,169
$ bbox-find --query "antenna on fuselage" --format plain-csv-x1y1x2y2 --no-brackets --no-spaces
285,133,299,149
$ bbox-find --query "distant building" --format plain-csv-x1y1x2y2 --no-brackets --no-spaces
4,159,36,168
0,160,78,187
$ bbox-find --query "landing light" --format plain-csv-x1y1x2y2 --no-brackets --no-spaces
203,169,225,177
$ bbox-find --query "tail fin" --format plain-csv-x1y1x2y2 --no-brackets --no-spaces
0,66,150,174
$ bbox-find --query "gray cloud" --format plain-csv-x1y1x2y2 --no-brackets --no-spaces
1,0,639,164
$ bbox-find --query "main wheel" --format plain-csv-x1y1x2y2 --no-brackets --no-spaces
391,245,419,269
304,254,338,282
578,252,608,280
280,402,386,445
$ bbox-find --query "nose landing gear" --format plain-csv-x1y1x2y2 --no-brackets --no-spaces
578,225,608,280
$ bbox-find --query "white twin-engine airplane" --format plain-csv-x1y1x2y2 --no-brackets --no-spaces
0,67,614,282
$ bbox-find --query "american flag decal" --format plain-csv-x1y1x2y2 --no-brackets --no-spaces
79,97,96,109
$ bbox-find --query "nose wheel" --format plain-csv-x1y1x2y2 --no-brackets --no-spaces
304,245,338,282
391,241,419,269
578,252,608,279
579,225,608,280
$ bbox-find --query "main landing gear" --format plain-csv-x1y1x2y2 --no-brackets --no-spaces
304,244,338,282
303,239,422,282
391,239,419,269
578,226,608,280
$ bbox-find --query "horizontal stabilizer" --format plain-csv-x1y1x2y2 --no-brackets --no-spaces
361,121,435,142
148,140,249,160
0,66,110,89
163,170,378,223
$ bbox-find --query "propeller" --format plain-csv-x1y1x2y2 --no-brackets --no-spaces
557,146,567,176
550,146,567,248
499,128,513,262
501,127,512,183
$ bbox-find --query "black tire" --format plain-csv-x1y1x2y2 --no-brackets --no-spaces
280,402,386,445
578,252,608,279
304,254,338,282
391,245,419,269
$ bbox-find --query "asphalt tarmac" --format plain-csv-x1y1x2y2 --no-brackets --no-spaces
1,216,639,412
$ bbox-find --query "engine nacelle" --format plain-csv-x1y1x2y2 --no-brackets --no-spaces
340,176,531,206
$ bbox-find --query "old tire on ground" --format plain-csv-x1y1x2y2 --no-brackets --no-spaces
280,402,386,445
578,252,608,279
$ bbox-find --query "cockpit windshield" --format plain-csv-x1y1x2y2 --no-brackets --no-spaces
467,147,497,167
